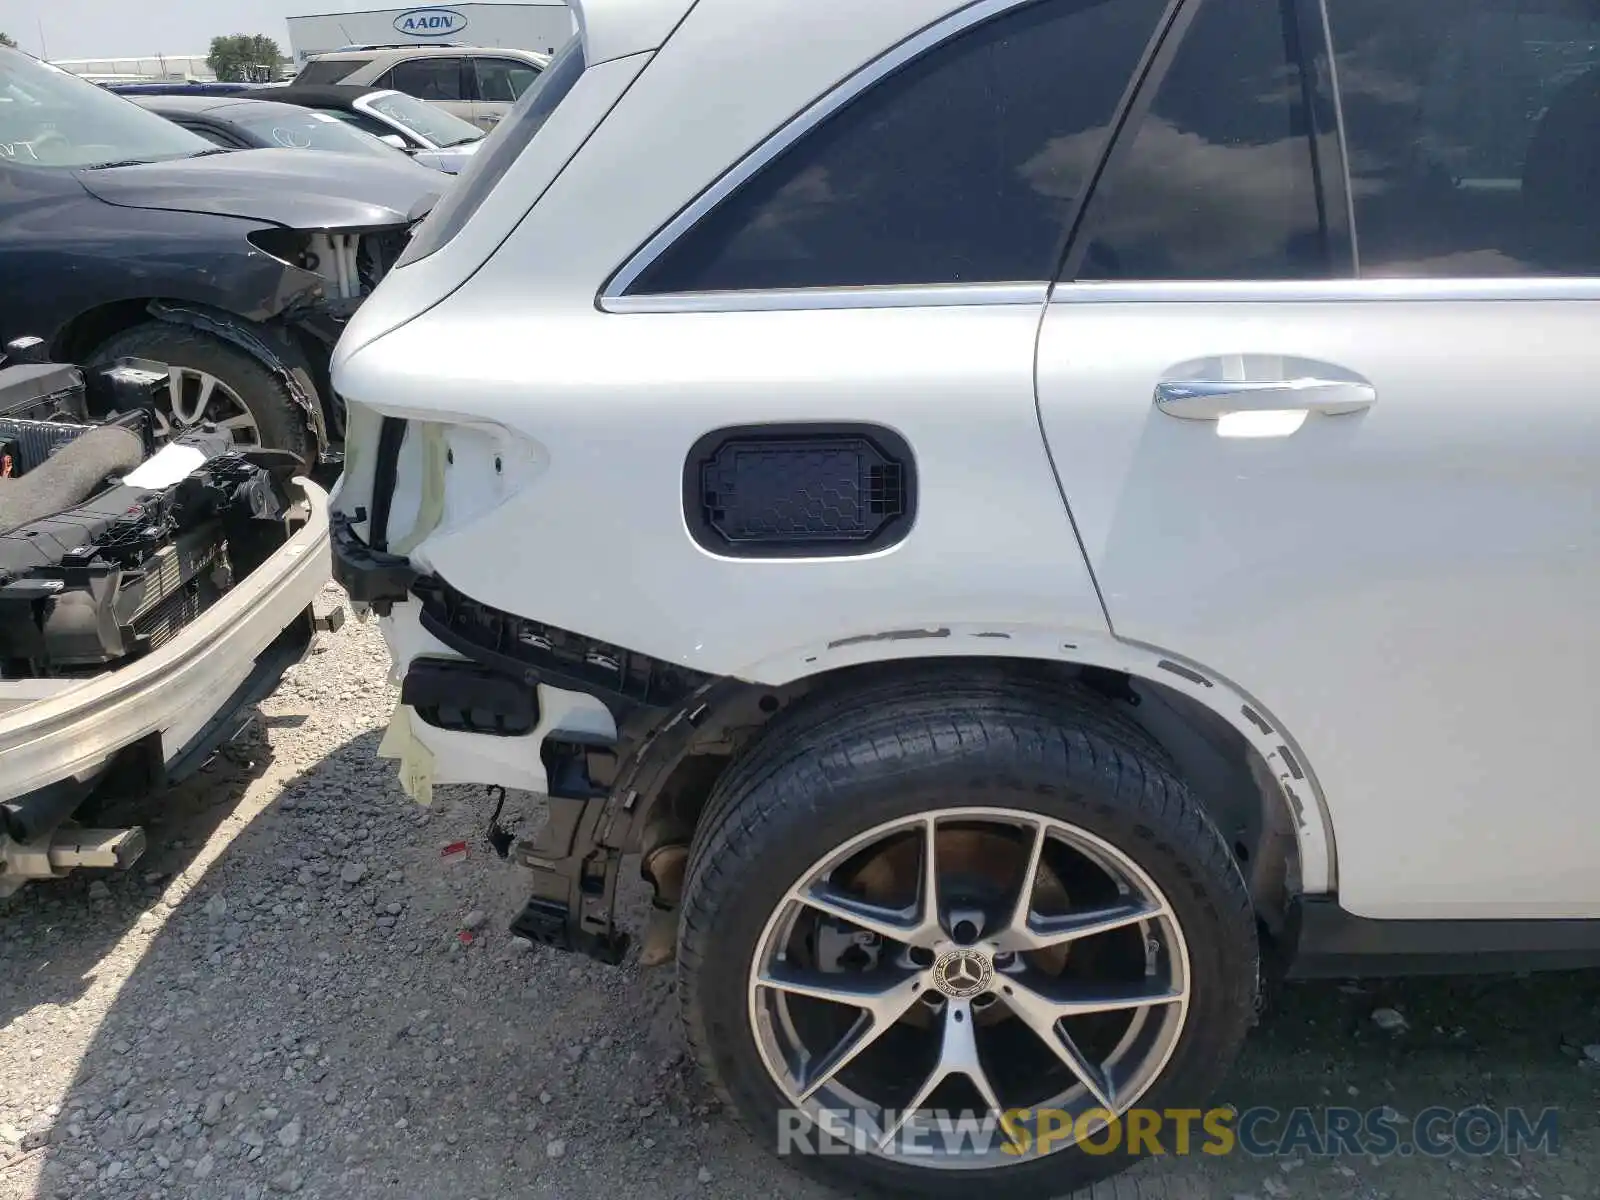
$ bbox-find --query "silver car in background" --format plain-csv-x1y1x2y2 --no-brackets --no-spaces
266,84,487,174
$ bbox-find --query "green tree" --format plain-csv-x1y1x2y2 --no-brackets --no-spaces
207,34,283,82
0,33,18,49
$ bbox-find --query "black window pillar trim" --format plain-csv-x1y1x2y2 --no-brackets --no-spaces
1052,0,1194,287
1295,0,1358,276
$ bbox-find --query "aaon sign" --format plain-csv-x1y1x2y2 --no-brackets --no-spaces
392,7,469,37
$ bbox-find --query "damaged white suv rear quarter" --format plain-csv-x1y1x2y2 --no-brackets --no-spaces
330,0,1600,1195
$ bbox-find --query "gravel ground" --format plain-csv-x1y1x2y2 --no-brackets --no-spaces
2,584,1599,1200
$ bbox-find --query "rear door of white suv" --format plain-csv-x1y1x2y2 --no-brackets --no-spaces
1036,0,1600,921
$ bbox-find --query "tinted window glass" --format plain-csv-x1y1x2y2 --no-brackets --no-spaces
628,0,1167,294
1077,0,1325,280
365,90,483,146
295,58,369,86
1328,0,1600,276
475,58,542,103
389,58,465,102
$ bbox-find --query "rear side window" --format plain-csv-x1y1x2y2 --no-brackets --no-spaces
1075,0,1327,281
626,0,1170,294
1327,0,1600,276
296,58,369,86
388,58,466,102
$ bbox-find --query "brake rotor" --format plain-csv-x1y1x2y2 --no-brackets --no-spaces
840,825,1073,1027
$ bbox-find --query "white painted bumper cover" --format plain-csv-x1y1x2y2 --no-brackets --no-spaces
0,480,331,806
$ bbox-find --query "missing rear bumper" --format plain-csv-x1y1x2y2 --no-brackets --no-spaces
335,513,721,965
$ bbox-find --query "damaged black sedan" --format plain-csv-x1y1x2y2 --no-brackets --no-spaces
0,48,444,468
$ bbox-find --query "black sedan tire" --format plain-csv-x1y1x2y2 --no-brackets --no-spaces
91,322,313,464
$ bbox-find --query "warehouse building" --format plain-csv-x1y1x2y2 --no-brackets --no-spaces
286,3,575,65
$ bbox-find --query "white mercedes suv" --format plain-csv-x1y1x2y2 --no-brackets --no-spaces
328,0,1600,1194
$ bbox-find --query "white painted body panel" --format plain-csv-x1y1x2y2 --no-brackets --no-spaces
412,140,480,173
336,49,651,358
571,0,698,64
336,301,1110,671
1038,295,1600,919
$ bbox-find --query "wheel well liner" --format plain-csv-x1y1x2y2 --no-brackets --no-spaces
614,655,1311,934
50,300,154,365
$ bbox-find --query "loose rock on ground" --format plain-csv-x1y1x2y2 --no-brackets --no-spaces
0,584,1597,1200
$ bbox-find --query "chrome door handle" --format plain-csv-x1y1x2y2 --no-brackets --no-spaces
1154,377,1376,420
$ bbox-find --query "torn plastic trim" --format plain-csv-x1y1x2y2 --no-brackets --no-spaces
408,572,716,726
147,300,331,461
389,423,447,556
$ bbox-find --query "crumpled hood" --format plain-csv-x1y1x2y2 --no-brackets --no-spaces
75,148,443,229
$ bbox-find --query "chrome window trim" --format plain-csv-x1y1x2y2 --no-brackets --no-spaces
607,277,1600,316
1049,278,1600,303
601,0,1065,308
604,283,1049,314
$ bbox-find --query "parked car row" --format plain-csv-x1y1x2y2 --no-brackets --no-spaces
125,87,486,175
0,47,445,469
289,44,551,129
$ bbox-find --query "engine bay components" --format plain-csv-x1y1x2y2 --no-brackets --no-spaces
0,358,300,679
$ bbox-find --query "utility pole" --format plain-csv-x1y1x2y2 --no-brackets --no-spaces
35,14,48,60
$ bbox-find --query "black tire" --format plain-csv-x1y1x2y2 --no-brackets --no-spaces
678,671,1258,1200
89,322,314,464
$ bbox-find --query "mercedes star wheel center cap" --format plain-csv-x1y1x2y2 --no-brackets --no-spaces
932,949,994,999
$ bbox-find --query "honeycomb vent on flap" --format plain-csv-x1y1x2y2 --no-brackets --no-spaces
684,423,917,558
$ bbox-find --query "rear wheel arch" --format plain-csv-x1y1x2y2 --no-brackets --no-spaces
623,644,1331,942
672,668,1261,1194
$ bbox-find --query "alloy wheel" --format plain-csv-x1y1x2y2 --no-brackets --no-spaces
746,807,1190,1168
152,365,262,447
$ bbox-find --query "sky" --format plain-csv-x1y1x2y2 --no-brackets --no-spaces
0,0,534,60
